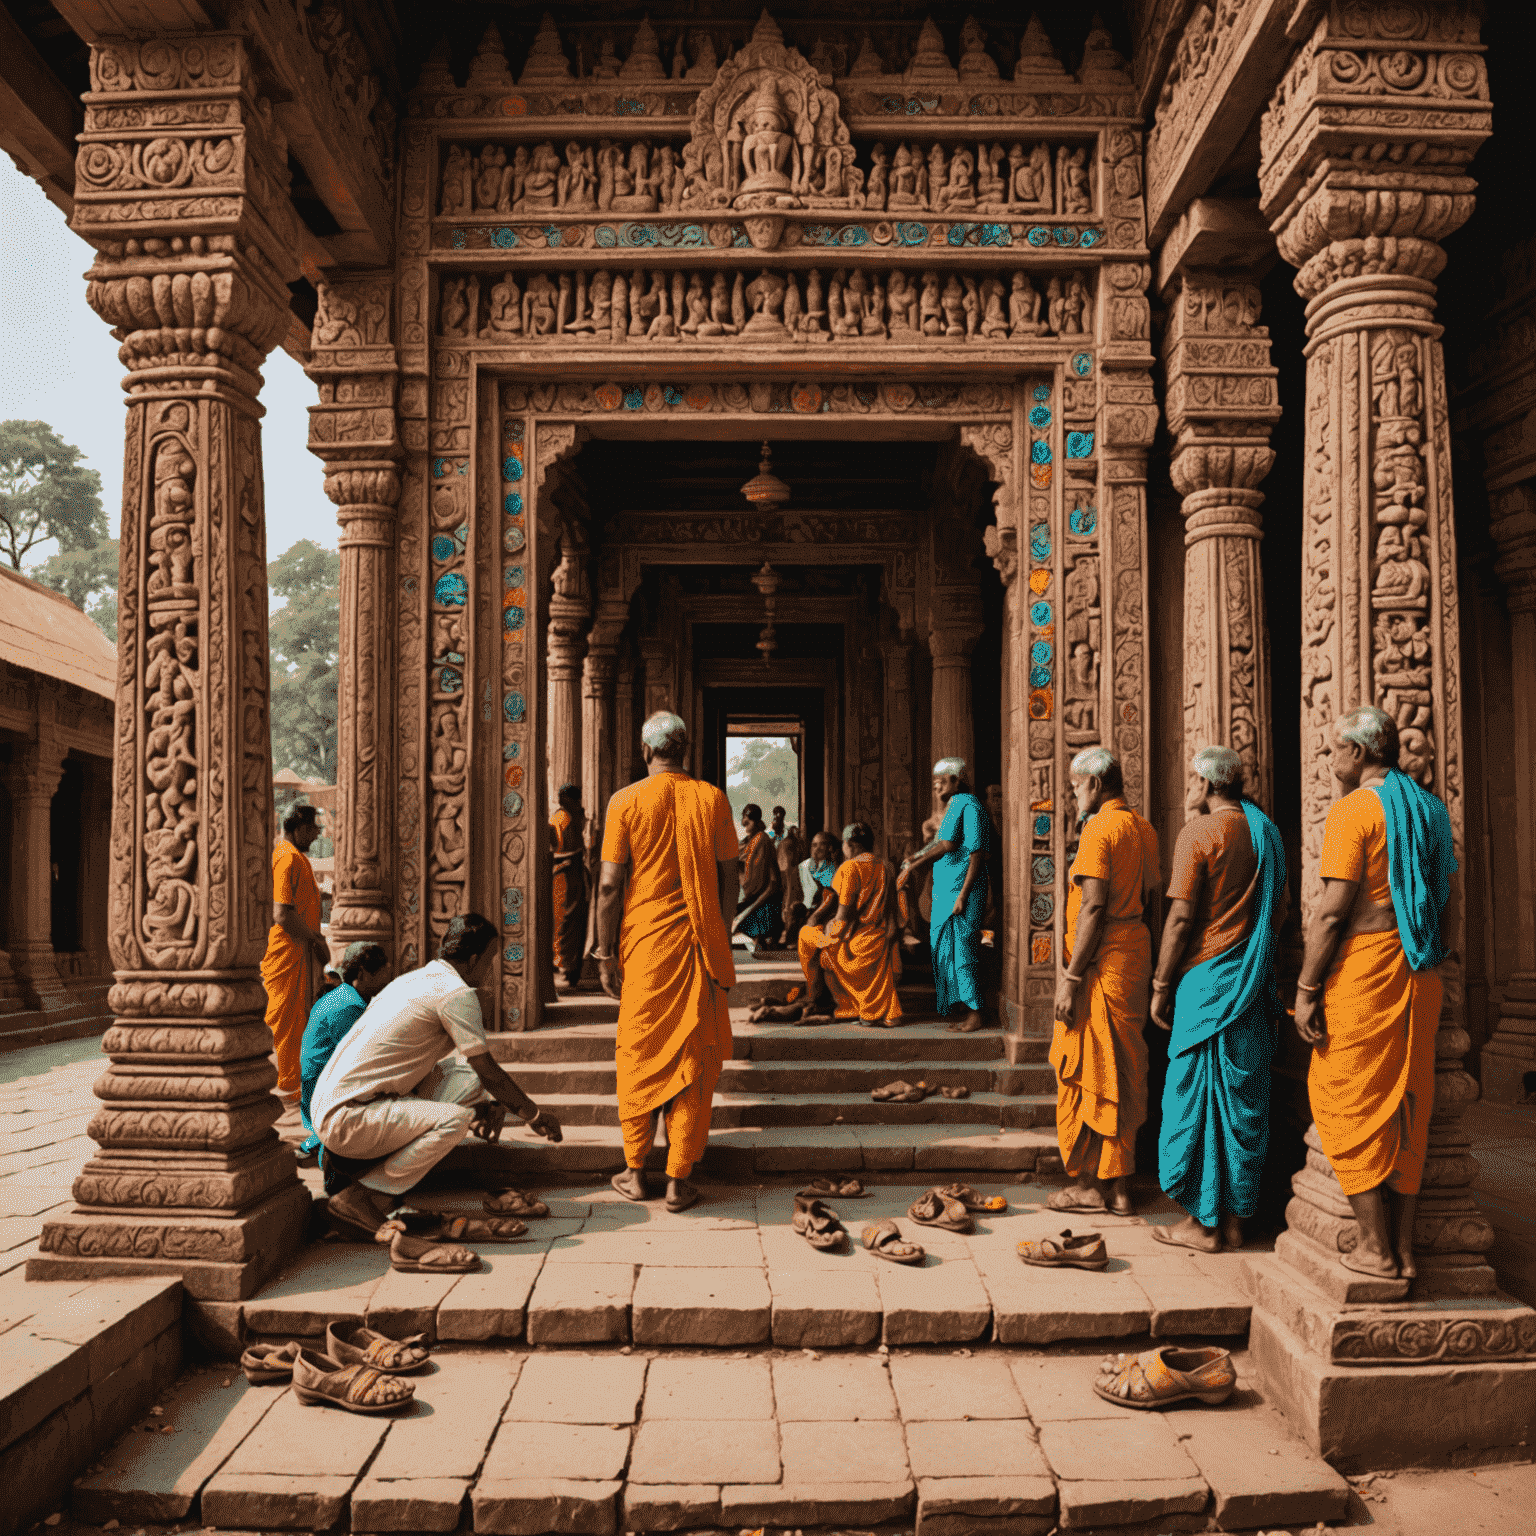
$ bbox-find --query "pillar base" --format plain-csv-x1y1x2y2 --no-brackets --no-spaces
1243,1253,1536,1470
1480,977,1536,1104
28,1182,312,1302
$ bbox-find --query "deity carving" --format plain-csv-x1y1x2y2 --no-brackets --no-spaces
1063,554,1102,747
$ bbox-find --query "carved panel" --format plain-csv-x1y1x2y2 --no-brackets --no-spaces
503,379,1008,418
499,407,531,1021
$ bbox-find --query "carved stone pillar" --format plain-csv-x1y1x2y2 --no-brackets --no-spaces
581,602,625,827
1161,266,1280,808
307,280,400,957
1259,0,1495,1305
616,649,638,788
928,596,984,773
881,638,916,863
30,33,310,1305
1481,518,1536,1097
546,524,590,807
4,738,70,1012
640,636,674,718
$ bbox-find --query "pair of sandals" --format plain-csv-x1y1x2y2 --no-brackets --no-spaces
329,1186,550,1272
241,1324,430,1414
789,1192,927,1266
907,1183,1008,1233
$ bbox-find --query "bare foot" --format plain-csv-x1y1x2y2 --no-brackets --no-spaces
751,1002,808,1022
1153,1216,1220,1253
946,1011,988,1033
1047,1183,1107,1213
610,1167,651,1202
1341,1245,1399,1278
1106,1179,1134,1217
1397,1244,1418,1280
1219,1214,1244,1251
666,1177,699,1213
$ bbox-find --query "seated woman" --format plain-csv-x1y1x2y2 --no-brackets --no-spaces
755,824,903,1027
732,803,781,956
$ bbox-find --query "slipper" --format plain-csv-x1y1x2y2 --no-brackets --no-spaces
792,1193,848,1251
240,1341,299,1385
862,1219,925,1265
870,1079,915,1102
378,1227,481,1273
611,1170,651,1202
427,1215,528,1243
484,1187,549,1219
325,1322,431,1375
938,1085,971,1099
666,1182,700,1214
1047,1189,1108,1216
1017,1228,1109,1270
291,1347,415,1413
1108,1192,1135,1217
801,1176,867,1199
1151,1224,1221,1255
1093,1346,1236,1410
908,1189,974,1233
936,1182,1007,1213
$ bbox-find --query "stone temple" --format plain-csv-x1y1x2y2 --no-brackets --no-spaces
3,0,1535,1477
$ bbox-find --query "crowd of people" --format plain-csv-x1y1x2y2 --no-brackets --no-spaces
259,702,1452,1287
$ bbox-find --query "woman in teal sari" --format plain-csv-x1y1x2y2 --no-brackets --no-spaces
900,758,989,1033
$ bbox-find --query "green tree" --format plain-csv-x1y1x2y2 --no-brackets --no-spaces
0,420,105,570
727,736,800,826
28,538,120,642
269,540,341,781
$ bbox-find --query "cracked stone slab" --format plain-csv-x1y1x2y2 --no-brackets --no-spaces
471,1477,623,1535
243,1245,386,1337
878,1256,992,1345
981,1264,1151,1345
504,1352,646,1424
351,1476,468,1532
365,1266,466,1340
719,1481,916,1526
905,1419,1054,1481
365,1353,515,1480
1037,1417,1209,1529
620,1484,722,1532
916,1475,1059,1536
630,1265,771,1346
481,1422,632,1482
524,1263,636,1345
779,1418,911,1483
628,1417,780,1485
437,1252,547,1341
768,1267,881,1347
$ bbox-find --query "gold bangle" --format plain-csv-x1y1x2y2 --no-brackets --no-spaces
1296,981,1321,994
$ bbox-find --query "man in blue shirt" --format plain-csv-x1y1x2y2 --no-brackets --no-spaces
297,941,391,1159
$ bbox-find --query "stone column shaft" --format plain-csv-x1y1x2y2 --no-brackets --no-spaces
5,739,68,1009
30,32,310,1303
929,596,984,775
581,639,620,826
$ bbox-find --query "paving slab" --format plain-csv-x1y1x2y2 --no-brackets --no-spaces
877,1256,992,1345
1007,1354,1126,1422
366,1353,517,1480
889,1354,1027,1421
481,1421,632,1481
546,1228,764,1267
627,1416,780,1484
771,1354,897,1421
1037,1416,1209,1529
916,1475,1059,1536
524,1263,636,1344
352,1475,469,1532
983,1264,1151,1345
366,1266,467,1339
72,1370,282,1523
905,1419,1053,1480
640,1355,773,1419
505,1352,646,1423
630,1266,771,1346
769,1267,882,1346
25,1276,182,1385
620,1483,722,1532
780,1417,910,1482
471,1476,622,1535
244,1244,386,1336
719,1480,915,1526
1176,1397,1350,1529
1134,1269,1250,1337
201,1472,361,1530
438,1253,547,1341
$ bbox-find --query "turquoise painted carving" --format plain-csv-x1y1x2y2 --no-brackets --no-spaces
1069,504,1098,536
1029,404,1051,428
1030,894,1054,924
433,572,467,606
1066,431,1094,458
503,690,525,723
1030,523,1051,561
1031,440,1052,464
503,455,524,481
1030,600,1052,626
503,492,523,515
1034,813,1051,838
1072,353,1093,377
491,227,517,249
1033,384,1051,401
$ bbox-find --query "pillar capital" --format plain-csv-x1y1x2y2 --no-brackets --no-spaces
4,734,68,801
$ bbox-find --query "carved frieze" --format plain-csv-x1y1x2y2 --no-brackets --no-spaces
500,378,1009,419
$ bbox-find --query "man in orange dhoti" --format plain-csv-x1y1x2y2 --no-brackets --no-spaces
1295,705,1455,1282
549,783,588,989
595,711,739,1213
261,803,329,1105
1050,747,1161,1217
797,822,903,1027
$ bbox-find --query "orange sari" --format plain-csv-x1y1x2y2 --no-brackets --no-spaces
798,854,903,1024
549,807,587,977
1050,798,1158,1179
601,772,738,1178
261,840,323,1095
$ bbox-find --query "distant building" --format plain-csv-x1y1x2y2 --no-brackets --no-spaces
0,565,114,1046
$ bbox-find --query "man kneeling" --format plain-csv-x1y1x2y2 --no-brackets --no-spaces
311,912,563,1271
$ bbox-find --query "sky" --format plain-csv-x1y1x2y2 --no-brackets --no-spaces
0,159,334,569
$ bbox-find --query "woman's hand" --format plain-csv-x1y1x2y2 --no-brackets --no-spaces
1294,993,1326,1046
1150,983,1173,1033
952,894,966,918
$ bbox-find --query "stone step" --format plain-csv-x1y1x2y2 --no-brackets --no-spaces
505,1058,1057,1097
502,1089,1055,1130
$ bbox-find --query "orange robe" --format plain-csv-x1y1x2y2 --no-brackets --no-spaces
1310,787,1441,1196
261,840,323,1096
549,807,588,978
1050,797,1158,1180
602,771,738,1179
798,854,903,1024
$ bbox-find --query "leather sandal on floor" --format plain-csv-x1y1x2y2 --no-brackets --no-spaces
937,1182,1007,1212
862,1219,925,1265
908,1189,974,1233
792,1193,848,1251
938,1085,971,1099
800,1176,867,1199
420,1214,527,1243
1046,1188,1109,1216
484,1187,550,1218
1017,1228,1109,1271
325,1322,431,1375
1093,1346,1236,1410
378,1227,481,1273
240,1341,299,1385
291,1347,416,1413
871,1079,930,1103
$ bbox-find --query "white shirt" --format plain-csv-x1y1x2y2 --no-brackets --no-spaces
310,960,488,1122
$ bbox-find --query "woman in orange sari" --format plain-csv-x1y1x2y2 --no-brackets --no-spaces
797,822,903,1027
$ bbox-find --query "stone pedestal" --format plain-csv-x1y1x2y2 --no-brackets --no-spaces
29,32,310,1302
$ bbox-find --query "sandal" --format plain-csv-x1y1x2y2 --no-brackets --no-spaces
378,1227,481,1273
908,1189,974,1234
1093,1346,1236,1410
1047,1189,1109,1216
240,1341,299,1385
792,1193,848,1251
291,1347,415,1414
862,1219,925,1265
427,1214,528,1243
938,1085,971,1099
871,1079,930,1104
800,1176,867,1199
666,1181,700,1214
1017,1228,1108,1271
484,1187,549,1219
325,1322,431,1375
937,1182,1007,1213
